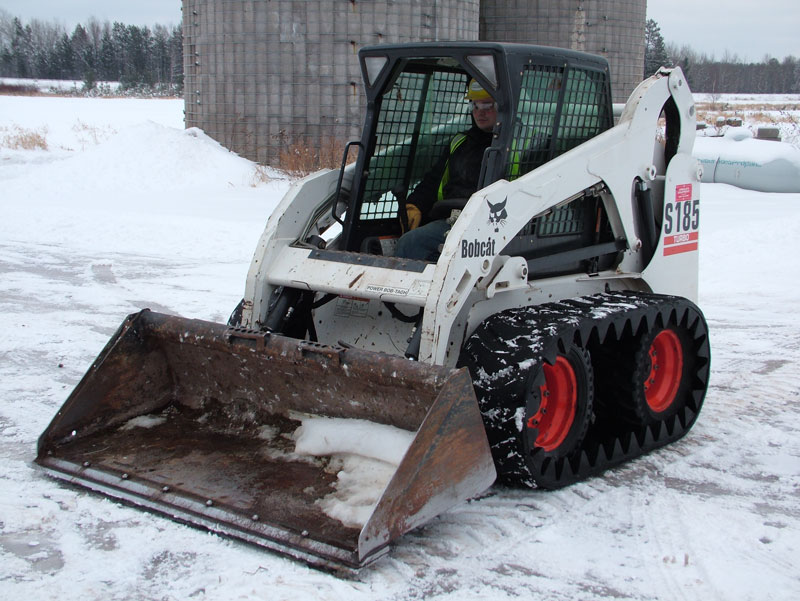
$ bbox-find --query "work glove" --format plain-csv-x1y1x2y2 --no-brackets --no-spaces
406,204,422,230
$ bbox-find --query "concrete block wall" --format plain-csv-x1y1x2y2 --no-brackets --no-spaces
183,0,480,164
183,0,646,164
479,0,647,104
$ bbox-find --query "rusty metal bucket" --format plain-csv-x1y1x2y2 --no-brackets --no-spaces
36,310,496,569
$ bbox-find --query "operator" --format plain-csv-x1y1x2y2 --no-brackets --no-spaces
394,79,497,261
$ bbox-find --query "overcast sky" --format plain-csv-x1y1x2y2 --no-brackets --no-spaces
0,0,182,29
648,0,797,61
1,0,797,62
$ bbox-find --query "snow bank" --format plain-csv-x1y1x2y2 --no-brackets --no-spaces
4,122,263,197
0,94,183,152
293,416,415,528
0,95,289,279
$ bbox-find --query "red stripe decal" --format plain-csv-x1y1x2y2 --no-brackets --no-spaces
664,242,698,256
664,232,699,246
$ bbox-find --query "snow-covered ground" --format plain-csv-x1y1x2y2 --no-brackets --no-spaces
1,94,799,600
694,93,800,147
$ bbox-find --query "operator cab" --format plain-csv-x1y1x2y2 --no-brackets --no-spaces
330,43,618,277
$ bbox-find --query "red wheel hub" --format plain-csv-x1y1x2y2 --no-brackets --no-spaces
527,356,577,451
644,329,683,413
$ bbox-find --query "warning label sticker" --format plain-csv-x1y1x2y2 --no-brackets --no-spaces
334,297,370,318
675,183,693,202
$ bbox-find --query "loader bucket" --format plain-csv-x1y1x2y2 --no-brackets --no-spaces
36,310,496,569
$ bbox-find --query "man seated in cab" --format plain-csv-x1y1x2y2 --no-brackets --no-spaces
395,79,498,261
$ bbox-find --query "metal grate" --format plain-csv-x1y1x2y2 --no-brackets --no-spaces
538,204,586,237
506,64,611,181
506,65,563,180
359,68,471,220
506,64,610,242
557,67,612,154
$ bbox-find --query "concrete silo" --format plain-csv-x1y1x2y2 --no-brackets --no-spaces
479,0,647,103
182,0,481,164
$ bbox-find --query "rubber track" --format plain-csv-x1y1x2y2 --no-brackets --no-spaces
459,291,711,489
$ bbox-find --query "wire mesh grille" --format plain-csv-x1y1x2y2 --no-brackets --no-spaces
538,204,586,237
557,68,612,153
506,64,611,238
506,65,611,182
359,69,471,220
505,64,564,181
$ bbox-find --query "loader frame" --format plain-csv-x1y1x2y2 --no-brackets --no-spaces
240,43,699,368
37,43,705,572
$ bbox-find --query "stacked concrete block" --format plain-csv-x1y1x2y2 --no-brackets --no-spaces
183,0,480,164
479,0,647,104
183,0,646,164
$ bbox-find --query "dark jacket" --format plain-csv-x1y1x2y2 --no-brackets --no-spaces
408,125,494,223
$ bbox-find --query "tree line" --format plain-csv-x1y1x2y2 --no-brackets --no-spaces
2,12,797,95
0,11,182,93
645,19,799,94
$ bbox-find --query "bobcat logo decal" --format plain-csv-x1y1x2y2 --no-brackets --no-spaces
487,198,508,232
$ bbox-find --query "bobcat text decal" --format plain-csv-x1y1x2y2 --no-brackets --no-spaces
462,237,497,258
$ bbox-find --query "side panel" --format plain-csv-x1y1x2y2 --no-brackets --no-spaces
641,152,701,302
312,296,416,355
242,168,341,329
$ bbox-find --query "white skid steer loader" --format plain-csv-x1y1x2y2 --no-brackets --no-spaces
37,43,710,570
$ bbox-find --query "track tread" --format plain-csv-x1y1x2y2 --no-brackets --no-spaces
459,291,711,489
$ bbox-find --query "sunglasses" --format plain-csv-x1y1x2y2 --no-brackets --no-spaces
470,100,497,111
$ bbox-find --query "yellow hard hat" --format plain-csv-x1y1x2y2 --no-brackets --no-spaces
465,78,491,101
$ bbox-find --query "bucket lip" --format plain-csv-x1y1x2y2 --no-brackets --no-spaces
36,455,375,570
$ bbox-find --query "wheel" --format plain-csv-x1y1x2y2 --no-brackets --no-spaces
643,329,683,413
523,345,593,460
458,306,594,487
592,301,704,428
626,325,694,425
530,356,578,451
464,293,709,488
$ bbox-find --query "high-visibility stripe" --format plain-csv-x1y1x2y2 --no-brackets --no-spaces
508,127,534,180
437,133,468,201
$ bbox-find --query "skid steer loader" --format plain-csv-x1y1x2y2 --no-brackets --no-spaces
37,43,710,569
